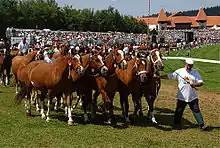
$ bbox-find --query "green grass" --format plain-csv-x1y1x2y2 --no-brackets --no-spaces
162,60,220,91
0,85,220,148
169,44,220,61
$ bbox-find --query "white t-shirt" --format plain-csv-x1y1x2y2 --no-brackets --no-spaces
18,42,29,53
168,68,203,102
44,56,55,63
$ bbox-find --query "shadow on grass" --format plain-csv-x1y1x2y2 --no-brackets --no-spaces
28,106,220,132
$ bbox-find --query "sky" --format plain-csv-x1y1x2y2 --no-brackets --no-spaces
56,0,220,17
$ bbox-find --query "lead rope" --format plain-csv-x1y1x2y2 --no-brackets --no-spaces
68,60,72,79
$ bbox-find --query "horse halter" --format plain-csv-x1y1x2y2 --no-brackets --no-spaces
89,54,108,77
68,55,84,79
136,58,148,76
150,50,164,75
112,49,127,69
135,58,149,85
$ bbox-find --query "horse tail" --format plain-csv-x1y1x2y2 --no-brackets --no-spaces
15,82,27,104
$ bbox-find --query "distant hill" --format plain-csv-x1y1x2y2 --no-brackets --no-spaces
143,5,220,17
183,6,220,16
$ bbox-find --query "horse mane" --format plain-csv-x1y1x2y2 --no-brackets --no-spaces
105,50,115,74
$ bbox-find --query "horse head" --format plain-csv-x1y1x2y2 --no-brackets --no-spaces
68,54,84,77
150,49,164,72
136,57,148,84
89,51,108,76
113,48,128,70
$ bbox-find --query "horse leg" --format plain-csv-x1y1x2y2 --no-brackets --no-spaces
77,90,83,107
60,94,65,108
138,92,144,116
39,91,46,119
6,67,10,85
82,94,89,123
144,94,157,124
120,92,130,123
35,90,40,112
82,89,93,123
54,94,62,111
91,90,100,120
2,69,6,87
72,90,81,109
46,90,53,122
25,87,32,116
14,75,19,94
106,93,116,125
65,93,73,125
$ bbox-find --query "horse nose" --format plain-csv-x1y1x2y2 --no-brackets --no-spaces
101,66,108,76
122,60,128,70
79,66,84,75
140,73,148,83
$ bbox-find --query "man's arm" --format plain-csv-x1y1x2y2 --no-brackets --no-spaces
190,82,204,88
160,75,169,79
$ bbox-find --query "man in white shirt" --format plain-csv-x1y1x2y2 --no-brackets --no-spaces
18,37,29,55
160,58,207,131
44,50,55,63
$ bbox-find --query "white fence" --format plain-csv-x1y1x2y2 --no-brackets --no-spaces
164,57,220,64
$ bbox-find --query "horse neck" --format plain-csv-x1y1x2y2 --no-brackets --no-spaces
81,54,90,70
24,52,36,64
115,57,137,86
105,51,115,74
52,56,68,75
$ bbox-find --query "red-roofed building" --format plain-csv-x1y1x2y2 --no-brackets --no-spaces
137,8,220,30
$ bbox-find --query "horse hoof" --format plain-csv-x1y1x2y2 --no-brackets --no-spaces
46,117,50,122
125,117,130,123
41,114,46,119
26,111,31,116
152,118,158,125
68,121,73,126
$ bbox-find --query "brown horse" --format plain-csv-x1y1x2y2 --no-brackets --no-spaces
16,54,84,124
111,55,152,124
12,51,37,93
90,49,128,122
74,52,109,122
16,53,107,125
138,49,164,124
0,40,12,86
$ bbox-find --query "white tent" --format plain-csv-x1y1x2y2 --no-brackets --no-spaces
210,25,220,30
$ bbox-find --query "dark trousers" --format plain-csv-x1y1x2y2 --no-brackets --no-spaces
174,98,204,126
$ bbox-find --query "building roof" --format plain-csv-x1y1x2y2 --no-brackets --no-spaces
172,16,192,24
196,8,207,21
136,17,158,25
136,8,220,28
157,8,169,22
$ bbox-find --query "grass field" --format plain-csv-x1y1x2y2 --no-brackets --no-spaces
169,44,220,61
0,45,220,147
0,83,220,147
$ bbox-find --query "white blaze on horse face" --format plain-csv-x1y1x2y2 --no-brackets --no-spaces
74,54,81,62
142,60,145,65
117,50,124,59
98,55,104,66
